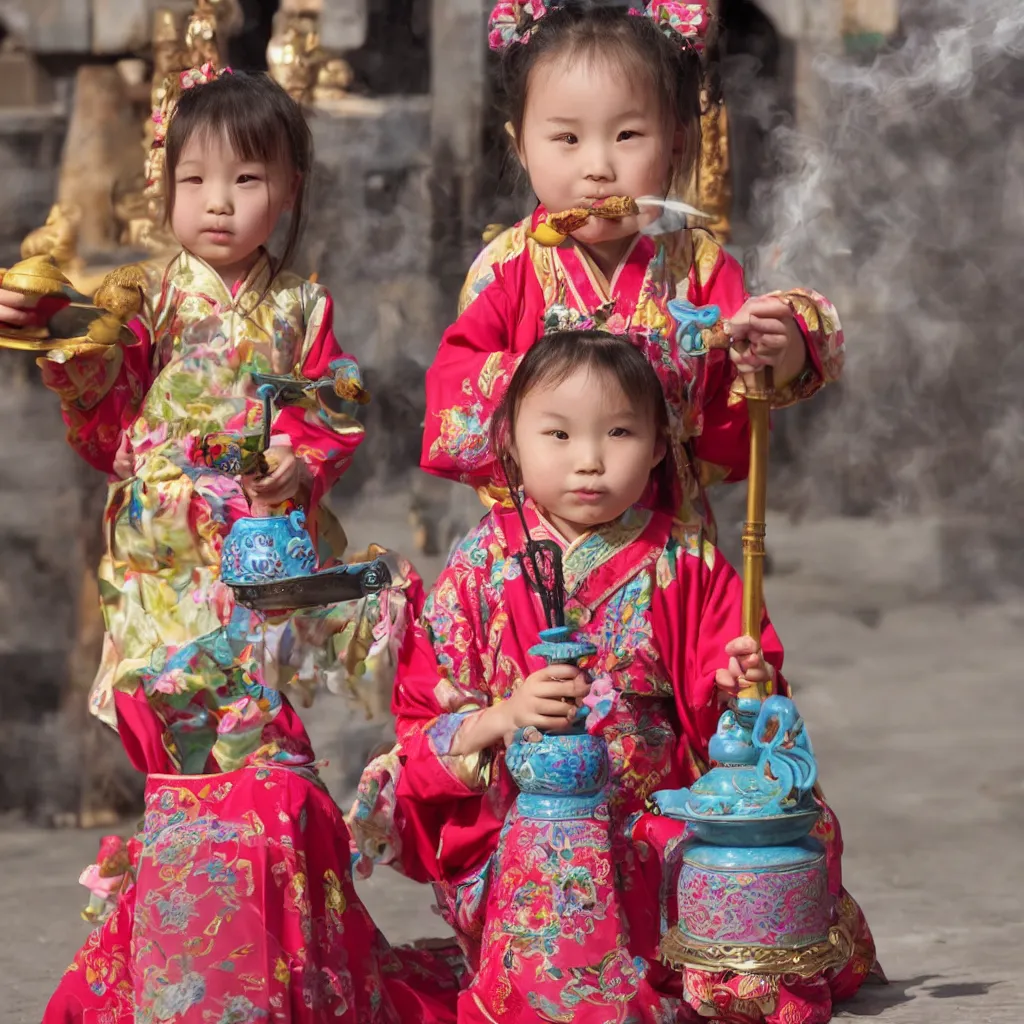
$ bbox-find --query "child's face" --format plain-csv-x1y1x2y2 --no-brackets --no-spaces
170,130,297,281
516,53,675,249
511,367,666,542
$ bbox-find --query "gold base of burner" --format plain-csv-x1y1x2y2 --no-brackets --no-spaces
660,926,851,979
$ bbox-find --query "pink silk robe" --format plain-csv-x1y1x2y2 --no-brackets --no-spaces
353,501,877,1022
421,217,845,532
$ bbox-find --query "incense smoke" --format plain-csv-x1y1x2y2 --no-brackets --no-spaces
739,0,1024,545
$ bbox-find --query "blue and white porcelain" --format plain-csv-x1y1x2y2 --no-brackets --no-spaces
221,509,318,585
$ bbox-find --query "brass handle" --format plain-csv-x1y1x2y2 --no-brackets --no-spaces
737,366,773,700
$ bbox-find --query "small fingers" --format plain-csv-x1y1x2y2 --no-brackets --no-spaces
0,287,38,308
0,304,33,326
532,698,581,718
715,668,742,693
540,664,583,681
725,635,759,657
745,296,791,320
532,679,588,701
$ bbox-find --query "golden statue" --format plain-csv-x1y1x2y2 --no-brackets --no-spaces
267,8,352,106
120,1,227,253
314,57,354,103
267,10,322,104
21,204,82,272
186,0,221,67
695,85,733,242
153,10,187,102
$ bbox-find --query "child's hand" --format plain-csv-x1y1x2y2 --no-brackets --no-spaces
242,445,305,513
499,665,590,743
715,635,775,704
113,434,134,480
0,287,38,327
727,296,807,386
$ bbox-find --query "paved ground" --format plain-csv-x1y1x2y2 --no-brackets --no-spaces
2,510,1022,1023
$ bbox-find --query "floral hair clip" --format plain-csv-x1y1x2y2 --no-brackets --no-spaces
488,0,553,51
488,0,711,53
542,301,624,336
180,62,233,90
629,2,712,52
150,64,232,149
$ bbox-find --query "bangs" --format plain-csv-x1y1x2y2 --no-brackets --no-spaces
530,335,664,422
563,33,663,111
171,89,291,170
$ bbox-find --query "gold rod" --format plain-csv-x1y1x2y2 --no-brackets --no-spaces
738,366,772,700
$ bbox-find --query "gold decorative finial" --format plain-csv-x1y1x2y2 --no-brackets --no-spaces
93,265,147,322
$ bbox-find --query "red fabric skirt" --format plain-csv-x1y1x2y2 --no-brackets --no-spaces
43,766,463,1024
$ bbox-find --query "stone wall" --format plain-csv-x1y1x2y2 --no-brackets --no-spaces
295,95,441,503
0,0,194,53
0,106,67,265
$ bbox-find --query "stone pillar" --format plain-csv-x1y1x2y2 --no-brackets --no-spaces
430,0,488,296
57,66,144,254
752,0,844,137
793,2,843,138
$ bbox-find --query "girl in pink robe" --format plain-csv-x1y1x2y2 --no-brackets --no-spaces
353,330,878,1023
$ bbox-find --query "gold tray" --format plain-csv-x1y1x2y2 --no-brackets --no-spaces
0,305,135,352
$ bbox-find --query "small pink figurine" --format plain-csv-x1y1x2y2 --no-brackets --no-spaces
78,835,130,925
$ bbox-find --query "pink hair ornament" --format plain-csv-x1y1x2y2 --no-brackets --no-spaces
180,62,233,89
488,0,711,52
629,2,711,53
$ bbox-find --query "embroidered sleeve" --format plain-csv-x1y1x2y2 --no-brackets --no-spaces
270,286,365,510
421,272,521,487
767,288,844,408
657,525,787,764
36,273,160,475
393,564,495,797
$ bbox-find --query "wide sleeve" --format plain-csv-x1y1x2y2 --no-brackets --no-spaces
270,287,365,511
686,233,845,485
661,531,786,766
421,262,523,488
350,555,497,883
392,570,494,802
36,317,154,475
769,287,844,408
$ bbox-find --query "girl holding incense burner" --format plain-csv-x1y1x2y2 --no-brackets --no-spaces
424,0,843,536
354,330,876,1022
4,68,462,1024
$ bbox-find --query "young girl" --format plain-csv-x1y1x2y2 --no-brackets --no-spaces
354,331,877,1023
423,0,843,536
1,69,461,1023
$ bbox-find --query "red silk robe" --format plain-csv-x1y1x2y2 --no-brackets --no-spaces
352,502,877,1022
421,217,844,533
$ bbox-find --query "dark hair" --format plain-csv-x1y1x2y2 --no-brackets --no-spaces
164,71,313,276
498,2,704,189
491,329,676,504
